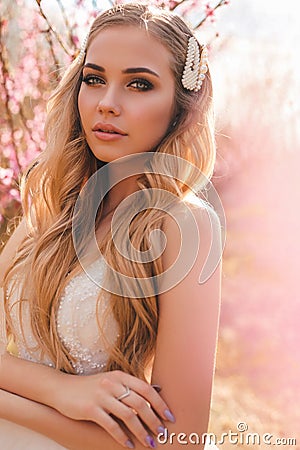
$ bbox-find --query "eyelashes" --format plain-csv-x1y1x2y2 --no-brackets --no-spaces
82,74,105,86
81,74,154,91
128,79,153,91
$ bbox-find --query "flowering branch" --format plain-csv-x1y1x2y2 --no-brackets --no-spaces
35,0,73,57
55,0,79,50
194,0,230,29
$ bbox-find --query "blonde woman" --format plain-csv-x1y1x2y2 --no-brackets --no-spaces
0,3,222,450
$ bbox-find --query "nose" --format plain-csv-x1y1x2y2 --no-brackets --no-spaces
97,86,121,117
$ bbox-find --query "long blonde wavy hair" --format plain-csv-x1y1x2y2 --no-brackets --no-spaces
3,3,216,379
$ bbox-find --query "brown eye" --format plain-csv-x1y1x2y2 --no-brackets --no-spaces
82,74,105,86
128,79,153,91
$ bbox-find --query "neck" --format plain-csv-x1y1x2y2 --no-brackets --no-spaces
102,175,140,217
99,154,149,218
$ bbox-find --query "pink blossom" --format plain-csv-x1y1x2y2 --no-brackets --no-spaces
9,188,20,201
1,131,11,145
72,35,79,46
13,129,23,140
0,168,14,186
5,79,14,91
0,19,8,30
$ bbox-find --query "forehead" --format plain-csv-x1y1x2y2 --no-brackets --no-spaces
86,25,173,74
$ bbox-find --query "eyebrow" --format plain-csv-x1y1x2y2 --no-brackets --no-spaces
83,63,160,78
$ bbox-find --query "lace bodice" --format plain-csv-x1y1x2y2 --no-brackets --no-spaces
3,257,119,375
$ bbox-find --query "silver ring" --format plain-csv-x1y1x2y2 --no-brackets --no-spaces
117,385,131,401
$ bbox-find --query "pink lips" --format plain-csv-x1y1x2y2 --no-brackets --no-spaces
92,122,127,141
92,122,127,135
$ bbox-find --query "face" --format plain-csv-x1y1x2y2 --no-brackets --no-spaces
78,26,176,162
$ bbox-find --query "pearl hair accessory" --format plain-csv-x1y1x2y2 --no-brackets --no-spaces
181,36,208,92
76,33,89,65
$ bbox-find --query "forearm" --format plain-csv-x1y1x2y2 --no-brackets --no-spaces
0,388,127,450
1,388,190,450
0,388,77,449
0,351,65,408
0,354,205,449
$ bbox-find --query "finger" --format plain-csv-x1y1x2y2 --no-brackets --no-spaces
121,375,175,423
93,408,136,449
107,398,156,448
121,390,165,437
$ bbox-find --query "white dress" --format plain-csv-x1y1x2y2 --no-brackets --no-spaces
0,257,218,450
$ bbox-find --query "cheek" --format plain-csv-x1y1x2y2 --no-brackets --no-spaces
135,95,174,138
77,91,85,124
77,88,92,126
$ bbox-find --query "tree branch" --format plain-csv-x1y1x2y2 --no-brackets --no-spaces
55,0,77,49
35,0,73,57
194,0,229,30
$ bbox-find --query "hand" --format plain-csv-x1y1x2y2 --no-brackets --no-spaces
52,370,175,448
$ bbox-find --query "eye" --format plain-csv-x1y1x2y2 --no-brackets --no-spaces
128,78,154,91
82,74,105,86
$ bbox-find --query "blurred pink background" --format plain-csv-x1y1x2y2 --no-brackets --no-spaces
207,0,300,446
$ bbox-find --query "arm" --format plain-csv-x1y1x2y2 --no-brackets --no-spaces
0,352,171,448
0,370,179,450
0,387,136,450
151,204,222,449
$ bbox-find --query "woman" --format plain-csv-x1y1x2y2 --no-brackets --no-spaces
0,3,222,449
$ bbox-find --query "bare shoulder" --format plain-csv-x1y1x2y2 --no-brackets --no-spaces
164,192,221,227
0,218,27,287
162,194,222,268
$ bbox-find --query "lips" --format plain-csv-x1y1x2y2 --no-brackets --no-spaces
92,122,127,136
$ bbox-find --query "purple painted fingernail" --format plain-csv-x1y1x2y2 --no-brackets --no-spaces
151,384,162,393
126,439,135,448
145,435,156,448
164,409,176,423
157,425,166,435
